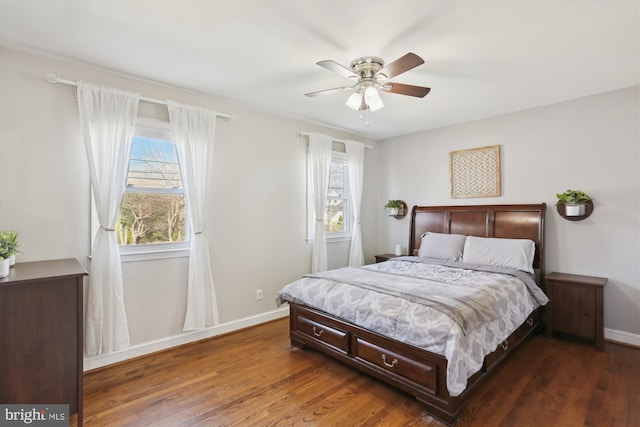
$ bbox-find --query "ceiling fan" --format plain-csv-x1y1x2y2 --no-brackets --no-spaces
305,52,431,112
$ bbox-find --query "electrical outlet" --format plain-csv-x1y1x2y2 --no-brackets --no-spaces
256,289,263,301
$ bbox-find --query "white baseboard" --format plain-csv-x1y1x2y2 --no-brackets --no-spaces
605,327,640,348
84,306,290,372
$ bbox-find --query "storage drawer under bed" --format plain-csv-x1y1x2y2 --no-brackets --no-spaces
353,337,438,395
292,311,349,354
483,309,541,372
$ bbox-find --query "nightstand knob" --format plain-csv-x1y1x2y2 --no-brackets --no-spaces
583,310,590,316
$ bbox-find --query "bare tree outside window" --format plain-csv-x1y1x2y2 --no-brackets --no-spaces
118,136,187,246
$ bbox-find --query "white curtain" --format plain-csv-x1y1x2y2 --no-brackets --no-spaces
78,83,139,355
345,140,365,266
167,101,219,330
309,133,333,273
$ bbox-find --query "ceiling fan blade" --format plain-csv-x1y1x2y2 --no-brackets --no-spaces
382,82,431,98
379,52,424,80
317,60,357,79
305,86,353,97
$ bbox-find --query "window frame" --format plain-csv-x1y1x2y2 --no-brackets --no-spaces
91,118,190,262
306,150,352,244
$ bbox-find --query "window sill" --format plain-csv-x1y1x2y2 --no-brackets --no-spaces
120,247,190,263
306,235,352,245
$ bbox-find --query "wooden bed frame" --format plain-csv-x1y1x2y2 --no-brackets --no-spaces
288,203,546,425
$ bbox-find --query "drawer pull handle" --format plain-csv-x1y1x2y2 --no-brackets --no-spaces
312,326,324,337
526,317,534,326
583,311,590,316
381,354,398,368
500,341,509,351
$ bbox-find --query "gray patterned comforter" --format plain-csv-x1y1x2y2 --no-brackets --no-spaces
277,257,549,396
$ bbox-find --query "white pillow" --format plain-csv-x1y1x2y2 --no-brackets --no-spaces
418,232,467,262
462,236,536,274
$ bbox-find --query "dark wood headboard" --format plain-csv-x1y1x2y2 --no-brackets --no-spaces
409,203,546,279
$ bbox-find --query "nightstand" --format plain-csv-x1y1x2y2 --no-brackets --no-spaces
374,253,400,263
545,272,607,351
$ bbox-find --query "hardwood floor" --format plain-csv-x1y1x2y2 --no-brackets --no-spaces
78,318,639,426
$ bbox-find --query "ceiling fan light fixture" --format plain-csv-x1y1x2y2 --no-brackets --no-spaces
311,53,428,117
364,86,384,111
345,91,362,110
364,86,380,105
368,97,384,112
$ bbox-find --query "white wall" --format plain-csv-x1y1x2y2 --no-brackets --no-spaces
377,86,640,342
0,47,380,364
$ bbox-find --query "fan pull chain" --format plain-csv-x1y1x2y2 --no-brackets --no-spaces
359,108,371,127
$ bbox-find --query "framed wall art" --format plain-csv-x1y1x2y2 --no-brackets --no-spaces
449,145,501,198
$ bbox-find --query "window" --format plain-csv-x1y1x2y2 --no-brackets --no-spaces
307,151,351,242
117,120,189,257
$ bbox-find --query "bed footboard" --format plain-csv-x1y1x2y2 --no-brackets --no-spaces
288,303,542,426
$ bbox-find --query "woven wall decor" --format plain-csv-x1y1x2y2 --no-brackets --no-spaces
449,145,501,198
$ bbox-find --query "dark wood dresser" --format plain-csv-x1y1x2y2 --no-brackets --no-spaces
0,258,87,425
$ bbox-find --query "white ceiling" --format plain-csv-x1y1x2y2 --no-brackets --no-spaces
1,0,638,140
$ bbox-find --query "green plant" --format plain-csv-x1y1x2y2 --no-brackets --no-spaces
0,241,8,260
556,190,591,205
384,200,404,210
0,230,20,260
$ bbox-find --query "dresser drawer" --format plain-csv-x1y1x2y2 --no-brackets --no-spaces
294,314,349,354
354,337,437,394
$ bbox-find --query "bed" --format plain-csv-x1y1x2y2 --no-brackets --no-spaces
278,203,547,425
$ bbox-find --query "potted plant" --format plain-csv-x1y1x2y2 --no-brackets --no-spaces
0,234,11,278
384,200,405,217
556,190,591,216
0,230,20,277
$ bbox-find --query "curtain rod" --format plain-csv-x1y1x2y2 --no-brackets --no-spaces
46,74,232,120
299,131,373,149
